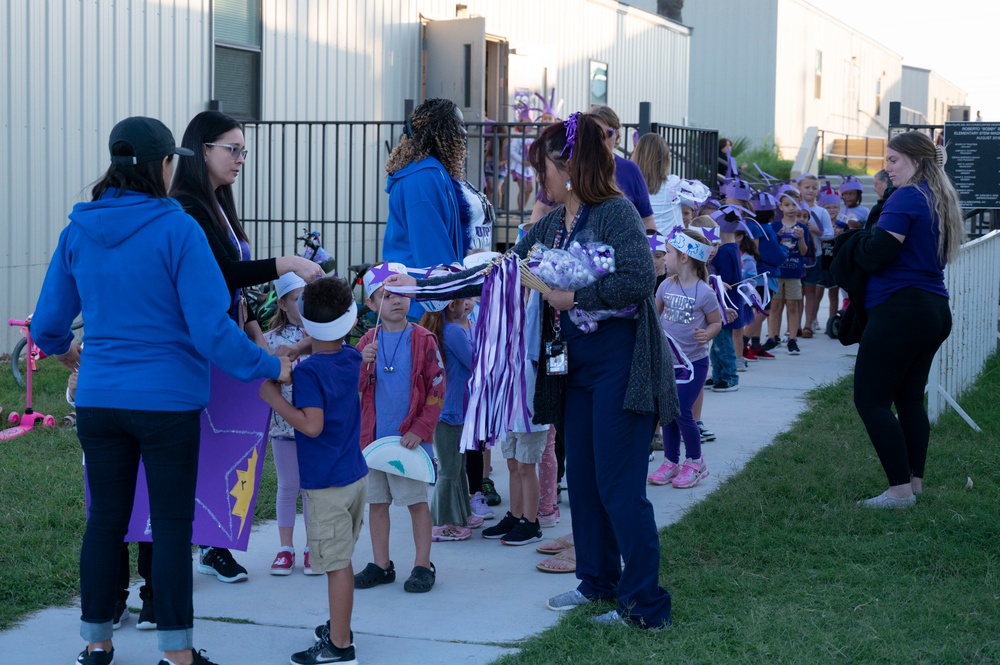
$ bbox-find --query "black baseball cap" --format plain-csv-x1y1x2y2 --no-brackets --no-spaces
108,116,194,165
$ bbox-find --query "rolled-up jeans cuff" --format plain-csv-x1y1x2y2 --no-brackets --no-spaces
158,627,195,652
80,619,113,643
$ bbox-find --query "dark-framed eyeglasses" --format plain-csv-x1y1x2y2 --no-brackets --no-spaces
205,143,248,159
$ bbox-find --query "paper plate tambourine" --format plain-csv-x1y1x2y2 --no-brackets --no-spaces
363,436,436,483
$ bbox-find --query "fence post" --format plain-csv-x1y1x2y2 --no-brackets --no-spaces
404,99,414,123
638,102,651,137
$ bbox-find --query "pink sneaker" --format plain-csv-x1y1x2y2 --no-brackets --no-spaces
432,524,472,541
303,550,323,576
466,514,485,529
672,458,709,489
538,507,561,528
270,550,294,576
647,460,679,485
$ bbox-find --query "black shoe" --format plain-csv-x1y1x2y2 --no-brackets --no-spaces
136,599,156,630
353,561,395,589
481,478,502,506
696,420,716,442
403,563,436,593
291,636,357,664
761,337,779,352
112,593,129,630
787,339,801,355
704,376,716,387
482,511,519,539
501,517,542,546
77,647,114,665
313,621,354,645
711,380,739,392
157,649,219,665
198,547,248,583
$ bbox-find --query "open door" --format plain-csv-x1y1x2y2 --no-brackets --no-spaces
423,17,487,122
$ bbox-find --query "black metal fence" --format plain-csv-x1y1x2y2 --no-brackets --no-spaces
236,112,719,274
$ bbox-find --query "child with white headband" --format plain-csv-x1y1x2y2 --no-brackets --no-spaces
648,229,722,489
259,276,368,665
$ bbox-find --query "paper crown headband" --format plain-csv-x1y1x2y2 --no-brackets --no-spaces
297,297,358,342
363,262,408,298
677,179,711,209
840,175,864,193
648,232,668,253
530,88,564,119
720,177,754,201
817,184,841,207
750,191,778,211
710,205,754,235
668,230,712,263
274,272,307,299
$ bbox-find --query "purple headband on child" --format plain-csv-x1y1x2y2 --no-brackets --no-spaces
751,190,778,211
560,112,580,158
840,175,864,193
721,177,754,201
710,205,753,235
817,181,841,207
531,88,564,119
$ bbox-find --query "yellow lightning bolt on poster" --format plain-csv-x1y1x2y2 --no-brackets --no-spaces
230,447,258,539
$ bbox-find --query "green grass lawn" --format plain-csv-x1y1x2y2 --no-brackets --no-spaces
3,351,999,663
496,353,1000,665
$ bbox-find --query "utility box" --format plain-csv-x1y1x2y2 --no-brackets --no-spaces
948,105,971,121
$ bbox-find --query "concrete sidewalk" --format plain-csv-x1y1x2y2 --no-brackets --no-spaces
1,323,857,665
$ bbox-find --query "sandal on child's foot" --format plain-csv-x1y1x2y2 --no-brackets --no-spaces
403,563,436,593
353,561,395,589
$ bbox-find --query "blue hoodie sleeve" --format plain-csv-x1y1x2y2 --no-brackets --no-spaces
32,226,82,356
174,221,280,381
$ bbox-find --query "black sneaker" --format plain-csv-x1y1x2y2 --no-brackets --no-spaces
198,547,248,583
761,336,779,351
157,649,219,665
291,637,357,664
313,621,354,645
112,593,129,630
353,561,395,589
696,420,716,442
501,517,543,546
787,339,801,355
482,511,519,539
481,478,502,507
711,380,739,392
704,376,716,387
77,647,114,665
137,599,156,630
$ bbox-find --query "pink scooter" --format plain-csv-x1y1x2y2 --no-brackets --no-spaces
2,319,56,440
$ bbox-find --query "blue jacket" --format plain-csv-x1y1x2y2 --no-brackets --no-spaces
31,189,280,411
383,157,463,317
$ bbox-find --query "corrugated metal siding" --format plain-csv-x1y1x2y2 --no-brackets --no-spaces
1,0,212,351
901,66,931,119
773,0,901,157
684,0,778,146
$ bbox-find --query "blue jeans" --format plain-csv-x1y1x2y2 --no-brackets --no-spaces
709,329,738,385
77,407,201,652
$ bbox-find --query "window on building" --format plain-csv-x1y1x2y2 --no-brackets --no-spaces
214,0,262,121
814,50,822,99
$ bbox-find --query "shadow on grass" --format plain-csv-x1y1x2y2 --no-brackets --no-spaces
497,354,1000,665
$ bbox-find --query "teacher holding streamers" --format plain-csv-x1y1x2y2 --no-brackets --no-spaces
386,112,677,629
840,131,964,509
31,117,290,665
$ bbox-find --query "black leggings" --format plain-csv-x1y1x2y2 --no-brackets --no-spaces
853,288,951,486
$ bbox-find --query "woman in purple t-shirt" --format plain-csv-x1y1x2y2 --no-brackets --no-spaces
853,131,965,509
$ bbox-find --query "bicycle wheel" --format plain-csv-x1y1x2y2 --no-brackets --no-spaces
9,336,27,388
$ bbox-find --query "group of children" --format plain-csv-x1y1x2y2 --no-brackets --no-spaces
644,170,869,491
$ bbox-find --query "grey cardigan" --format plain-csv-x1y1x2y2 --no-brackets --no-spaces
420,196,680,426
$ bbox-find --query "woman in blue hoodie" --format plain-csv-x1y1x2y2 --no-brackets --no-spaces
31,117,291,665
382,98,495,319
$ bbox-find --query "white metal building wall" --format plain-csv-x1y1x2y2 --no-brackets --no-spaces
773,0,901,157
684,0,780,145
1,0,212,351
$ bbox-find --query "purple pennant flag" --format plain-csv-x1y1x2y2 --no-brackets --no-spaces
84,365,272,551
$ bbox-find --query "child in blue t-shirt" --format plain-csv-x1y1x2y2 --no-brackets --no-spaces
764,192,809,355
707,213,746,392
259,277,369,665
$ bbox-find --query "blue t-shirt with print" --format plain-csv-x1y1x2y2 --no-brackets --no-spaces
771,220,810,279
292,347,368,490
375,325,415,439
867,183,949,308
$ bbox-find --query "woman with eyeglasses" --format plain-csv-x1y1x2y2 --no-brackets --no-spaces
170,111,321,584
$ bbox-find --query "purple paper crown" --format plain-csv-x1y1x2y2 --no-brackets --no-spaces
795,173,818,184
750,191,778,211
710,204,753,235
754,163,780,185
560,112,580,158
817,181,841,207
721,177,754,201
648,232,668,253
531,88,564,120
773,183,800,203
512,100,535,123
840,175,864,193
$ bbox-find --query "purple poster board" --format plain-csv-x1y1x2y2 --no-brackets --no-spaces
85,365,272,552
